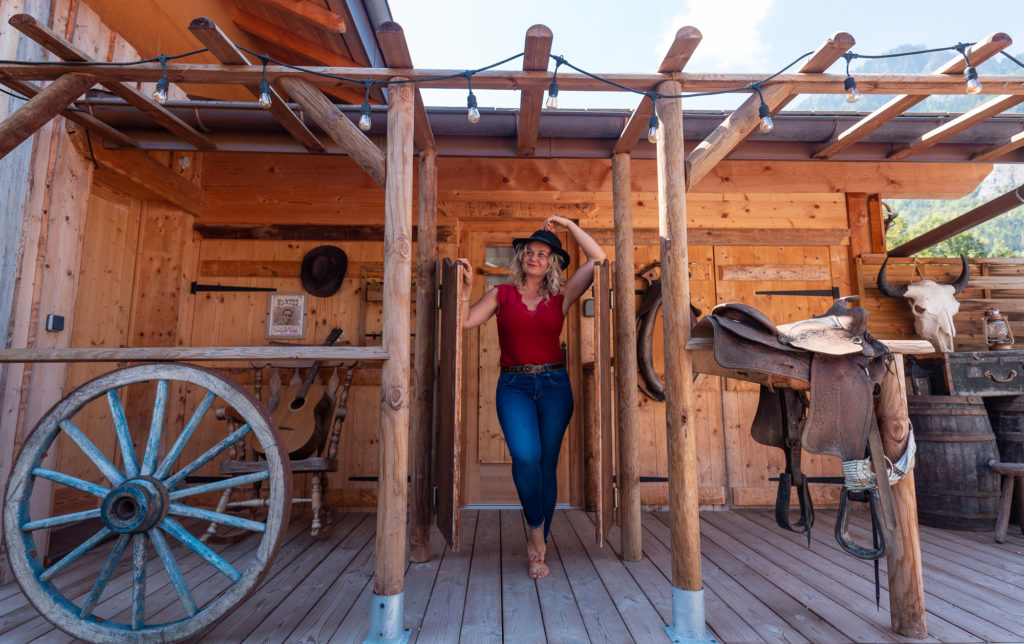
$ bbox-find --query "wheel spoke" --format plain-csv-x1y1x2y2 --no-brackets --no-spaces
168,471,269,500
80,533,131,618
154,391,216,480
106,390,140,477
22,508,102,532
140,379,169,476
149,527,197,617
31,467,110,497
160,516,242,582
39,527,113,582
162,423,251,490
168,503,266,533
58,420,125,486
131,533,147,630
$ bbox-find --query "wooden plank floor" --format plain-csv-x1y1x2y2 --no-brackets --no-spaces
1,508,1021,643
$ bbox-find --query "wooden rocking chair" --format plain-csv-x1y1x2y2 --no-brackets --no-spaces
202,358,356,541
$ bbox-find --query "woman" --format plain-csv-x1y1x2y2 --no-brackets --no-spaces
458,215,606,579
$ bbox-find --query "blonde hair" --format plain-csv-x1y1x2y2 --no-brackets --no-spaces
507,244,565,300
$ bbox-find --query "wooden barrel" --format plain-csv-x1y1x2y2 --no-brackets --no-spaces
908,395,1001,530
985,395,1024,525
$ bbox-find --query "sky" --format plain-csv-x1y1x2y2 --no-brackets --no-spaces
385,0,1023,112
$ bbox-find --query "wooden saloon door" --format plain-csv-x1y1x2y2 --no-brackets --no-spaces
436,258,465,550
592,260,615,546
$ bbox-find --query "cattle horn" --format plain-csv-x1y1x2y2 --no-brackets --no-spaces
951,255,970,294
876,256,907,298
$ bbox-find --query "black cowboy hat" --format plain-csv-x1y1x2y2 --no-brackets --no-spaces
301,245,348,297
512,229,570,270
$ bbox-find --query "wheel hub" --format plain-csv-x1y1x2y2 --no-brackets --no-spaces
100,476,168,533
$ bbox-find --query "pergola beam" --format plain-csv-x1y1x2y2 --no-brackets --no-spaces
375,21,435,152
188,17,325,153
814,32,1013,159
889,94,1024,160
8,13,216,151
0,73,96,158
614,26,701,155
887,182,1024,257
248,0,347,33
972,130,1024,162
276,76,385,185
773,31,855,112
516,24,552,156
0,79,137,148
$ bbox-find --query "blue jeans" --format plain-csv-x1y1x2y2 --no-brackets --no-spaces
495,369,574,540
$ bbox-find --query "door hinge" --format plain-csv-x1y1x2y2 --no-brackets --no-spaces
432,486,438,507
613,486,619,509
436,286,442,309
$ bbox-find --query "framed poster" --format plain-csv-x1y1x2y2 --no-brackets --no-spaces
266,293,306,339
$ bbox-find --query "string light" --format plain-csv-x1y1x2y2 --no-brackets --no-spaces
358,81,373,131
842,53,860,103
754,84,774,133
152,55,169,105
956,43,982,95
257,56,272,109
546,56,562,109
646,95,661,143
465,72,480,123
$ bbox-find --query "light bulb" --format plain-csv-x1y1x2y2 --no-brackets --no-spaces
152,77,169,105
358,104,372,132
844,76,860,103
546,80,558,109
646,113,660,144
964,66,982,95
257,79,272,109
758,101,774,133
467,92,480,124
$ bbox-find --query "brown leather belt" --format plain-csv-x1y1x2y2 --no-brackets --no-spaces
500,361,565,374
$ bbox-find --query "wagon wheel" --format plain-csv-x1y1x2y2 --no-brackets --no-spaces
3,363,291,644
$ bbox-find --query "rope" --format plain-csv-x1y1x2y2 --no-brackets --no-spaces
842,429,917,491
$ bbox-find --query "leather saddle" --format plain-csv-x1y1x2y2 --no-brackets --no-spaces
692,297,893,560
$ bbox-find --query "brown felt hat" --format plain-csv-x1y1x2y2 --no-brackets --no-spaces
301,246,348,297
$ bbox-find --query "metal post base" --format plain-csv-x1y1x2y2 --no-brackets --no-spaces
664,587,716,643
363,592,411,644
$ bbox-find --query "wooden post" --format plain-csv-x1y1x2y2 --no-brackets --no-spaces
369,77,413,643
656,80,709,641
612,152,642,562
876,355,928,639
0,73,95,159
409,147,437,564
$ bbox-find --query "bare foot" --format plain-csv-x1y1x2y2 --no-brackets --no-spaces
526,525,546,563
529,558,550,579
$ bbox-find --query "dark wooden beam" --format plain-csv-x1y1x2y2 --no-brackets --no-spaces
614,26,701,155
188,17,325,153
194,223,454,241
0,73,95,158
587,227,850,246
887,183,1024,257
516,24,552,157
9,13,216,150
1,78,137,148
814,32,1013,159
375,22,435,152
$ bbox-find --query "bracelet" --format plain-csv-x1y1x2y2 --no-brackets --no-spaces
461,297,471,302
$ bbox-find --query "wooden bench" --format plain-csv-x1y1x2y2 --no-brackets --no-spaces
989,460,1024,543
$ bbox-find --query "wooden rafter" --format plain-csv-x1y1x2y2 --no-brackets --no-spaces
1,78,137,148
375,21,435,152
516,24,552,157
320,0,386,105
614,26,701,155
972,130,1024,162
8,13,216,151
889,94,1024,159
188,17,325,153
813,32,1013,159
0,73,96,158
685,32,854,190
276,75,384,185
247,0,347,33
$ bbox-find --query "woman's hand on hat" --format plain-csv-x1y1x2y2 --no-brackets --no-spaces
543,215,572,232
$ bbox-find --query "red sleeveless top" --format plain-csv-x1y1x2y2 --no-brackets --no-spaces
495,283,566,367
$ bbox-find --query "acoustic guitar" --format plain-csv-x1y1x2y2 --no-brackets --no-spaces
269,328,342,460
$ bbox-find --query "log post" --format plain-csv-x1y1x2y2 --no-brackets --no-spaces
0,73,95,159
368,78,413,644
612,152,642,562
409,147,437,564
656,80,711,642
876,354,928,639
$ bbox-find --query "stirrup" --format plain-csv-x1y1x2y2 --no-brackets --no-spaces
774,471,814,544
835,488,886,560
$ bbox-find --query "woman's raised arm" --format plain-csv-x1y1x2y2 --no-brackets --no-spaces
542,216,607,312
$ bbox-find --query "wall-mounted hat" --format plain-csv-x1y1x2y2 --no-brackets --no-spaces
512,229,570,270
301,246,348,297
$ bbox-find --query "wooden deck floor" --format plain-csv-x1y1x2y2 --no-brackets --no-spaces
1,508,1021,643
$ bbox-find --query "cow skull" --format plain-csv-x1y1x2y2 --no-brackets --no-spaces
877,256,970,353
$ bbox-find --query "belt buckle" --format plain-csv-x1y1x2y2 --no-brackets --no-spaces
523,364,543,374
